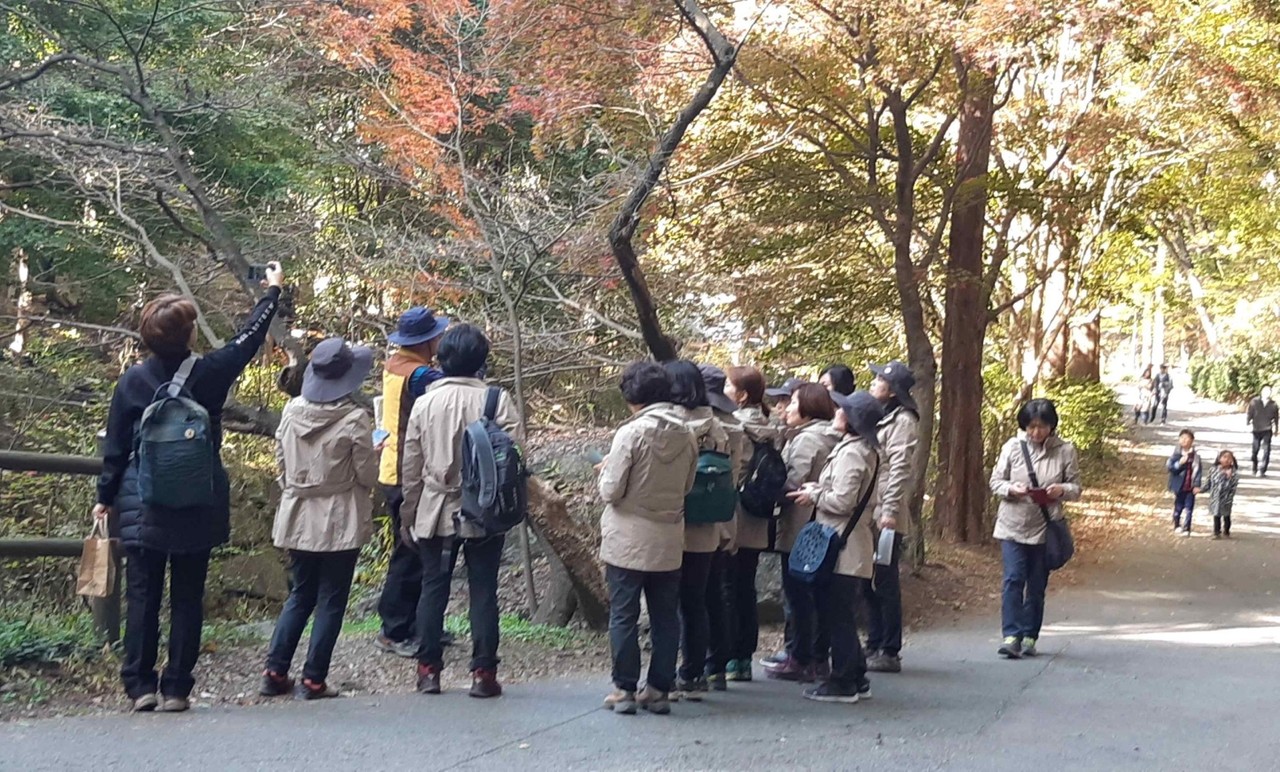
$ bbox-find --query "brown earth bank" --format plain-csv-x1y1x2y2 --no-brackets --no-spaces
0,428,1164,721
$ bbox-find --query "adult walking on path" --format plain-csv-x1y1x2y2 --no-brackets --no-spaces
1245,385,1278,476
1152,364,1174,424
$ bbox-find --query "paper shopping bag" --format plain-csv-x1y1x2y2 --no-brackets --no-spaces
76,519,117,598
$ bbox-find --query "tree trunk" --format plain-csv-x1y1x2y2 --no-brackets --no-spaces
936,68,995,544
525,477,608,630
1066,310,1102,381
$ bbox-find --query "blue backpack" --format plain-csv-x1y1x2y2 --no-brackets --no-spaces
135,355,216,510
457,387,528,538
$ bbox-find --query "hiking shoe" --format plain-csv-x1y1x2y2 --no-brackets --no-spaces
160,697,189,713
803,682,859,704
637,686,671,715
707,671,727,692
603,688,637,715
673,677,706,701
416,663,441,695
298,678,339,700
764,656,811,682
131,694,158,713
470,668,503,699
259,670,295,697
998,636,1022,659
759,650,788,668
867,652,902,673
857,679,872,700
727,659,753,682
375,634,418,659
1022,638,1038,657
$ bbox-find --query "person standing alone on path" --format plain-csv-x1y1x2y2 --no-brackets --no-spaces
1203,450,1240,539
1152,365,1174,424
1167,429,1203,537
1246,386,1278,477
374,307,451,657
864,361,920,675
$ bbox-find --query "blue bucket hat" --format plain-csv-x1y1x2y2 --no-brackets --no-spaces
388,306,450,347
830,390,885,447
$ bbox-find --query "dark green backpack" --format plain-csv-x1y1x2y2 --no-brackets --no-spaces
684,450,737,524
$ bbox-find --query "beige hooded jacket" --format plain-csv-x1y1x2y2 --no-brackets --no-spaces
273,397,379,552
811,435,882,579
664,405,733,554
775,420,842,553
875,405,920,535
989,433,1082,544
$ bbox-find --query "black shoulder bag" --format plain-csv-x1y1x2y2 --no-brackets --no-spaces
1019,441,1075,571
788,455,881,585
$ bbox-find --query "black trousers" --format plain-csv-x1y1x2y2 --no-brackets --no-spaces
704,550,733,676
265,549,359,683
415,535,503,672
817,575,869,690
678,551,713,681
781,556,824,666
864,533,904,656
1253,431,1273,475
377,486,422,642
607,564,680,694
121,547,211,700
722,548,761,661
1150,395,1169,423
1214,513,1232,535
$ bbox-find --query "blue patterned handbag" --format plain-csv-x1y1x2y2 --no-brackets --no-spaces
788,456,880,585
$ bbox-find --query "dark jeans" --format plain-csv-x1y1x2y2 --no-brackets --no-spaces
723,548,761,661
121,547,211,700
1253,431,1272,475
1173,490,1196,531
678,551,712,681
780,555,823,666
1150,395,1169,423
865,532,904,656
415,535,503,672
265,549,359,684
704,550,732,675
606,564,680,693
377,486,421,642
816,575,868,690
1001,540,1049,640
1214,514,1232,536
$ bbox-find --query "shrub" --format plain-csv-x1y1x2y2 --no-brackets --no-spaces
0,611,99,669
1041,378,1125,459
1188,351,1280,404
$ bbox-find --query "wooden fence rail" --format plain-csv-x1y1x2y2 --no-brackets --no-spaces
0,449,120,643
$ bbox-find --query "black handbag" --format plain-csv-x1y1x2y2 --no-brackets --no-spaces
788,455,880,585
1019,441,1075,571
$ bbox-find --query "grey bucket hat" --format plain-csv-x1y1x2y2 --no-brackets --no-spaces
697,363,740,414
830,390,885,448
302,337,374,403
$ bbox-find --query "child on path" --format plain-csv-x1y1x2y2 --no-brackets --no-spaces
1166,430,1203,537
1203,450,1240,539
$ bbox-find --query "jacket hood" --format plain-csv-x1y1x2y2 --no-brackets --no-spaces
289,398,360,438
736,406,781,444
632,403,693,463
666,405,717,440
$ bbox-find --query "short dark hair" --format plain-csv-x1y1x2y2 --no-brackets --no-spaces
822,364,856,395
139,294,197,358
437,323,489,377
664,359,707,410
1179,429,1195,440
792,383,835,422
619,361,670,406
1017,398,1059,431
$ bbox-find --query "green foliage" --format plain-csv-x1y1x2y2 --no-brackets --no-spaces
0,611,99,669
1041,379,1126,460
1189,351,1280,404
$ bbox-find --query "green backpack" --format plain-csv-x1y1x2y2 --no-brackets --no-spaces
684,450,738,524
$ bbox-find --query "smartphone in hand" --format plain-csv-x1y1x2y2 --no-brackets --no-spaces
247,264,268,283
373,428,390,446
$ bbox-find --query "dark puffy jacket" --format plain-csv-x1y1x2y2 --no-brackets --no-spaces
97,289,280,553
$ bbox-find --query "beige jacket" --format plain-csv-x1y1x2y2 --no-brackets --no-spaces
401,377,523,540
989,434,1082,544
665,405,732,554
875,405,920,535
775,420,841,553
812,435,882,579
714,407,748,551
273,397,379,552
733,406,783,551
598,404,698,572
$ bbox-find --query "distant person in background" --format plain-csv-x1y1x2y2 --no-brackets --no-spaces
1166,429,1203,537
1203,450,1240,539
1135,365,1154,425
1152,365,1174,424
1246,386,1279,477
765,377,807,429
820,365,856,396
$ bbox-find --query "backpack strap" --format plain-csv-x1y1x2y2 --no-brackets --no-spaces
1019,440,1053,526
166,354,200,398
483,386,501,422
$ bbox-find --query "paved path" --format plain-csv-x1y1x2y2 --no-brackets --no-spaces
4,391,1280,771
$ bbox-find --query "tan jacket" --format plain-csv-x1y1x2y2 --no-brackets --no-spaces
665,405,732,554
876,406,920,535
812,435,882,579
733,406,783,551
401,377,523,540
714,407,748,551
989,434,1082,544
273,397,379,552
598,404,698,572
775,420,841,553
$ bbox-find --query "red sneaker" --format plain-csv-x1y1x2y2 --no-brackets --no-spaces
417,663,441,695
469,668,503,699
765,656,816,683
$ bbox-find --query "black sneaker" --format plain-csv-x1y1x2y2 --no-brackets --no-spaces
375,634,417,659
707,671,727,692
857,679,872,700
998,636,1023,659
259,670,294,697
416,663,441,695
298,678,340,700
803,682,859,704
